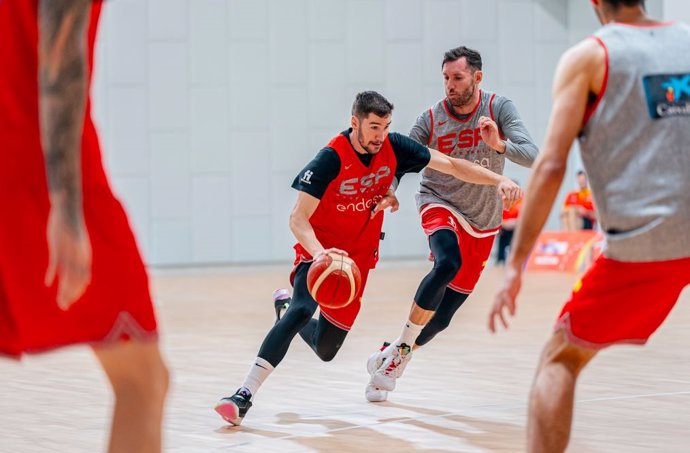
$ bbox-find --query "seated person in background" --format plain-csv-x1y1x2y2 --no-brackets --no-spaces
560,170,595,230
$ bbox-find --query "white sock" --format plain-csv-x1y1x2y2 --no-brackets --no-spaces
393,320,424,348
240,357,274,398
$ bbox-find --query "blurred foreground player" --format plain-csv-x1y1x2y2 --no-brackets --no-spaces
0,1,168,452
489,1,690,451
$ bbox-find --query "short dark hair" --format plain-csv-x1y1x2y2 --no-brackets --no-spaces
351,91,394,120
442,46,482,71
603,0,645,8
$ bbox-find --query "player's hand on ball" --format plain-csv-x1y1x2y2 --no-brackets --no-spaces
307,252,362,309
315,248,349,259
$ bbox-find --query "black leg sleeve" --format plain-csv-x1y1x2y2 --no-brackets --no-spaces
257,263,318,367
415,289,469,346
299,313,349,362
413,229,462,311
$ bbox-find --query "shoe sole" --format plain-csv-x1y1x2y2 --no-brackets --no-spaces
215,401,242,426
365,386,388,402
371,373,396,391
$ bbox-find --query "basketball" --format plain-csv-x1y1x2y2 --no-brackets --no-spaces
307,252,362,309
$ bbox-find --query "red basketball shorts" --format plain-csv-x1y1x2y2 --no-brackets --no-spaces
0,188,158,358
555,255,690,349
420,204,498,294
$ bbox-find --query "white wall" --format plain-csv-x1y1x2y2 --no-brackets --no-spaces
662,0,690,22
92,0,612,267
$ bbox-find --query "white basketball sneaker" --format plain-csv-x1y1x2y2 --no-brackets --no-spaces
365,342,390,402
371,342,413,391
366,341,390,374
365,382,388,402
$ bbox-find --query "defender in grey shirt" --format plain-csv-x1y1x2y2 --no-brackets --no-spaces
490,1,690,451
365,46,538,402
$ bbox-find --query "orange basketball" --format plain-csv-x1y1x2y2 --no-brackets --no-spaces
307,252,362,309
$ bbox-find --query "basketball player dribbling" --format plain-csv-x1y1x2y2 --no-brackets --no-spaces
0,2,168,452
215,91,522,426
488,1,690,451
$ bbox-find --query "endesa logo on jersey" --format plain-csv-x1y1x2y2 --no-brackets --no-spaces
336,194,384,213
643,73,690,119
336,166,390,212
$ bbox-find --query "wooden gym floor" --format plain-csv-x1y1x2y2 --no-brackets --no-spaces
2,262,689,452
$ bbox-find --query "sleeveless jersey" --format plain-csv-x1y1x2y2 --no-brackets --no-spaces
579,22,690,261
295,134,397,269
0,0,157,356
415,91,506,232
0,0,107,194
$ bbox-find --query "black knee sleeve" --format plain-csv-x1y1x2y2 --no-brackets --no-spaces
414,229,462,311
305,314,348,362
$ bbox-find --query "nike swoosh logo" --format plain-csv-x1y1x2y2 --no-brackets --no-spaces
345,164,353,170
437,120,448,126
255,363,268,370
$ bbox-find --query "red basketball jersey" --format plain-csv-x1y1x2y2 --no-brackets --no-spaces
295,134,397,270
0,0,157,357
0,0,107,193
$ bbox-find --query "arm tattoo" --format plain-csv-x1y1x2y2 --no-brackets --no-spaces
38,0,91,229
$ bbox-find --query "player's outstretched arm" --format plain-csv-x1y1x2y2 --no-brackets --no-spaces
426,149,523,206
427,148,501,185
38,0,92,309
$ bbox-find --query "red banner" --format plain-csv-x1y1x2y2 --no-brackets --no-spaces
526,231,604,272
